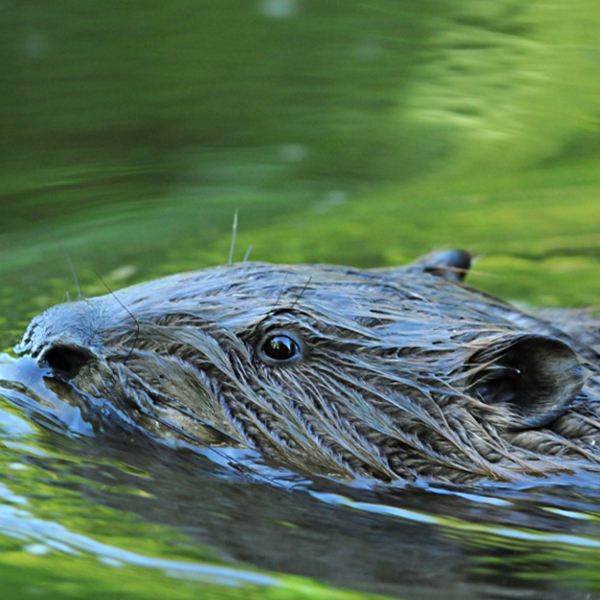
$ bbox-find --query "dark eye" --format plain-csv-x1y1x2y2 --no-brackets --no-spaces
260,333,302,364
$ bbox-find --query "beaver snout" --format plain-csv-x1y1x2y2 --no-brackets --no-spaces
16,300,106,383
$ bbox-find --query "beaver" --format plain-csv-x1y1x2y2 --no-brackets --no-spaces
13,250,600,484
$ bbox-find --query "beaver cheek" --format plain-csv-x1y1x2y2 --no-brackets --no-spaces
467,334,585,430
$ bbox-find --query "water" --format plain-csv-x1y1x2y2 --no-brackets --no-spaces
3,1,600,598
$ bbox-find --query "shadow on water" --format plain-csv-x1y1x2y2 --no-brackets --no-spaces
1,352,600,600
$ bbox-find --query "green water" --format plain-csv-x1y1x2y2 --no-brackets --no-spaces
2,1,600,598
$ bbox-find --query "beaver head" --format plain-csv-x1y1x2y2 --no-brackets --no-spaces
15,251,600,484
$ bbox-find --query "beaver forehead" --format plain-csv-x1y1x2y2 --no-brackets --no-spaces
117,262,394,301
104,262,515,335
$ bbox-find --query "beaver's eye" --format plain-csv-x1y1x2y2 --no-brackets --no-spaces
260,334,301,364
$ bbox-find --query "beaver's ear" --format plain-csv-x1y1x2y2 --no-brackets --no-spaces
411,250,472,283
466,335,585,430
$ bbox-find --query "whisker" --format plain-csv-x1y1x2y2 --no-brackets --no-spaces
243,245,253,263
32,219,82,300
290,276,312,309
269,274,288,315
61,241,83,301
94,271,140,364
228,210,239,265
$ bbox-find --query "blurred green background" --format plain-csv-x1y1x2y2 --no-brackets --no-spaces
3,0,600,323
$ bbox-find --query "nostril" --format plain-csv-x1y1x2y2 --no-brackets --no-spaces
42,345,95,380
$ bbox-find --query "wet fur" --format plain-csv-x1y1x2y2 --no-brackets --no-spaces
17,258,600,484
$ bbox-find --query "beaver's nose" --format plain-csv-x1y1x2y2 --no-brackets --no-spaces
16,299,104,381
41,343,97,381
